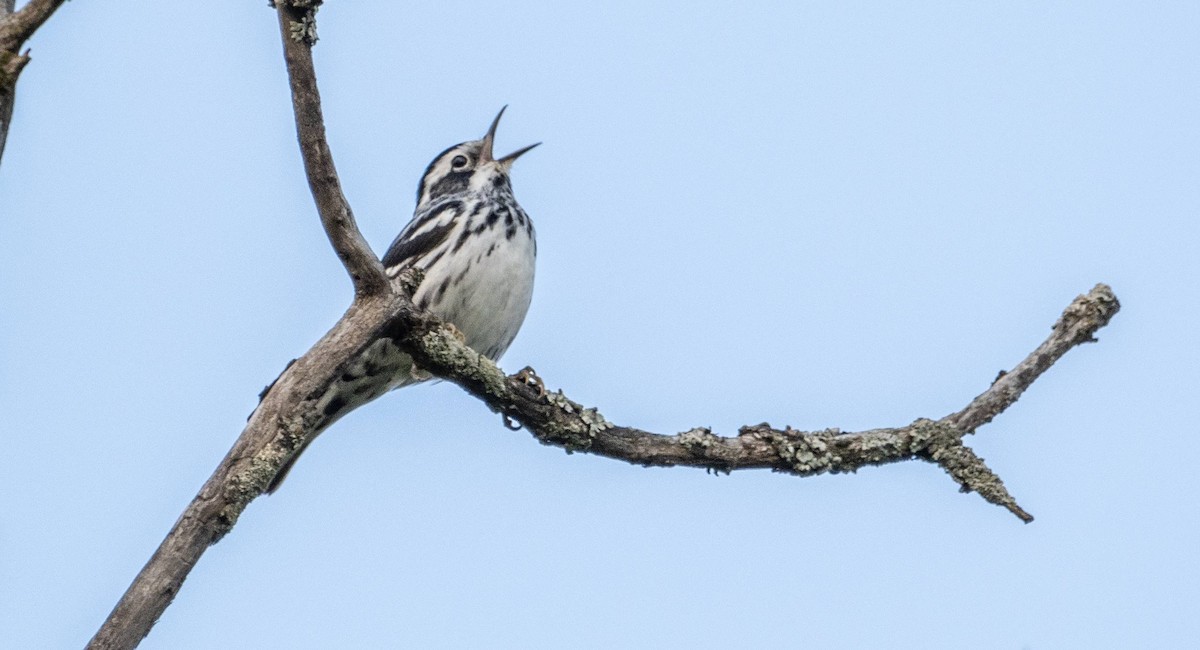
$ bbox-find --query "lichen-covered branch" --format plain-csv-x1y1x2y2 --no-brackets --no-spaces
85,2,1121,647
98,279,1112,650
87,267,1121,650
85,296,414,650
394,284,1118,527
922,438,1032,523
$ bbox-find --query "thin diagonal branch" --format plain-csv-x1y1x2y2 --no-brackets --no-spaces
86,295,421,650
0,0,68,165
275,1,389,297
0,0,66,49
947,284,1120,433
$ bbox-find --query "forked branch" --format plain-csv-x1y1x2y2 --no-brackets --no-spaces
391,282,1118,525
87,2,1121,648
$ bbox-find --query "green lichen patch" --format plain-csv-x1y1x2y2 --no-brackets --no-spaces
579,406,613,436
756,428,837,475
417,326,507,396
545,389,578,414
678,427,716,449
535,390,612,451
289,10,319,44
907,418,960,454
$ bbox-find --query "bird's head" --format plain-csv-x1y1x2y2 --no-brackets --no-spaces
415,107,540,209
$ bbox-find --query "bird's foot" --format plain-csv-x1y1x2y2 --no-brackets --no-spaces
502,413,523,430
513,366,546,399
444,322,467,344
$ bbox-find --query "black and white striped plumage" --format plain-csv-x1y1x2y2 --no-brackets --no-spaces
383,112,538,362
267,108,538,493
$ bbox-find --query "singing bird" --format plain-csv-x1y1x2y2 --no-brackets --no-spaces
268,108,539,493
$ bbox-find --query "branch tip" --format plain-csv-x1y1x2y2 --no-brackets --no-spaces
947,284,1120,434
926,440,1034,523
1055,284,1120,341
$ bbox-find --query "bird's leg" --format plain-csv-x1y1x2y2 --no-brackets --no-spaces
488,368,544,431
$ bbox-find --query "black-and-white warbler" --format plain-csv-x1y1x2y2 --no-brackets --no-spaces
268,108,539,492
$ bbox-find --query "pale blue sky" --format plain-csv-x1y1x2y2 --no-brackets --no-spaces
2,1,1197,648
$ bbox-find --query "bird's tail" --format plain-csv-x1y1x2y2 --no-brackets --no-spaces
264,340,418,494
268,437,315,494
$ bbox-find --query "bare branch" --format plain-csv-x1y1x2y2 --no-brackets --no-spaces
946,284,1120,433
0,48,29,158
0,0,68,165
274,1,389,297
0,0,66,50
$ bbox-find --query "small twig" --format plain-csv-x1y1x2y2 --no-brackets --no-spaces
924,437,1033,523
946,284,1119,434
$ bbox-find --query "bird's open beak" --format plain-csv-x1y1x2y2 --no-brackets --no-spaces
480,106,541,167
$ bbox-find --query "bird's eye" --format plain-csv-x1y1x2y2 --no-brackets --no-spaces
451,155,469,169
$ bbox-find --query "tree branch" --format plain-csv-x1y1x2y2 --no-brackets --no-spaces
274,1,389,297
86,295,422,650
0,0,68,165
946,284,1119,433
85,4,395,647
0,0,65,49
86,2,1122,646
391,284,1118,526
87,272,1120,647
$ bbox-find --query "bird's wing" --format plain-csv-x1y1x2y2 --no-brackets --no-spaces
381,200,464,269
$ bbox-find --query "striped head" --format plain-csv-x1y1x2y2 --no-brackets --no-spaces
415,107,540,210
